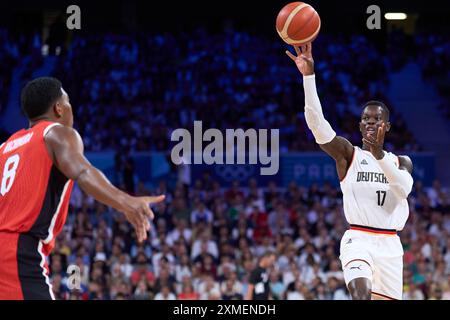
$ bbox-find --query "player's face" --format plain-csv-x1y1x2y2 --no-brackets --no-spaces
359,105,390,139
58,89,74,128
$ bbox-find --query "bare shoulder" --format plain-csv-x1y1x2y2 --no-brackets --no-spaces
398,155,413,174
319,135,354,163
44,125,84,162
45,125,82,145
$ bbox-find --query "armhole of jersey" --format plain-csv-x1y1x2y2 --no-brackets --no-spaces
43,123,62,137
339,146,356,183
42,123,62,164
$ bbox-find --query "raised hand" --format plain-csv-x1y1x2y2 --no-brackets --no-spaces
285,42,314,76
362,123,387,160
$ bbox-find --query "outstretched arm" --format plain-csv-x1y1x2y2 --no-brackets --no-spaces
286,43,354,180
45,125,165,242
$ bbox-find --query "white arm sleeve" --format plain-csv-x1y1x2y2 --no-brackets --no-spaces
303,74,336,144
378,155,413,200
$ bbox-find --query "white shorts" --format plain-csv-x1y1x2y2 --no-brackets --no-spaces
339,228,404,300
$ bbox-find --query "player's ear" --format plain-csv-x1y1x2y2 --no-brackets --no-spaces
53,102,63,118
385,122,391,132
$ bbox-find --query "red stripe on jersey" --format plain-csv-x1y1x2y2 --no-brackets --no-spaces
350,225,397,235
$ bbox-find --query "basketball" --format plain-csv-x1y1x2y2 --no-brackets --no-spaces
276,2,321,46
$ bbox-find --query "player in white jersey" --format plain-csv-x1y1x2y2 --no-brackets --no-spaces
286,43,413,300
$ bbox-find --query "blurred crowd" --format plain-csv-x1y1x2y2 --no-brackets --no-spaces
47,176,450,300
48,29,420,153
0,28,424,152
415,33,450,119
0,28,20,114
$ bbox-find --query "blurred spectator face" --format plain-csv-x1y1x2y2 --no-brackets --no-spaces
418,261,427,274
89,282,101,295
294,280,303,292
119,253,128,264
161,286,171,297
136,254,148,271
243,259,254,272
180,254,189,265
182,283,194,294
269,270,280,283
200,242,209,254
204,255,213,265
112,244,122,256
432,286,443,300
51,257,62,274
137,280,148,292
317,284,326,295
330,260,340,271
160,268,170,280
111,263,122,278
162,243,171,255
52,274,62,289
305,243,314,254
328,277,338,290
118,282,130,295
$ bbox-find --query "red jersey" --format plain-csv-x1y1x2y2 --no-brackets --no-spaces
0,121,74,255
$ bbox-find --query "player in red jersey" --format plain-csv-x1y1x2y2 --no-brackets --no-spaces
0,77,164,300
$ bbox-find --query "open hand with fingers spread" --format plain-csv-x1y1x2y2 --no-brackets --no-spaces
286,42,314,76
120,194,166,243
362,123,387,160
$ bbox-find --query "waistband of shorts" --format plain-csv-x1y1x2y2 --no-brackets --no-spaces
349,224,399,236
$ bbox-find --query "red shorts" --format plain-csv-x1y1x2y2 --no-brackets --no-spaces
0,232,54,300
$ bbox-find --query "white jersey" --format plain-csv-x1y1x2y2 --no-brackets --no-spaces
340,146,410,231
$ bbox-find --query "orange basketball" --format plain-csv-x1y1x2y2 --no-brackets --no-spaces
276,2,321,46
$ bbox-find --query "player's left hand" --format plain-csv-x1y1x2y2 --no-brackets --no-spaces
362,123,386,160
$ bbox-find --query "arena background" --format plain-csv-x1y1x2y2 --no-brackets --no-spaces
0,0,449,300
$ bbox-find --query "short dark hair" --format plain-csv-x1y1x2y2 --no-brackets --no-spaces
362,100,390,121
21,77,63,119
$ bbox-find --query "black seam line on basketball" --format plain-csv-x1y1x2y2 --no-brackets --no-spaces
290,9,317,41
349,224,397,233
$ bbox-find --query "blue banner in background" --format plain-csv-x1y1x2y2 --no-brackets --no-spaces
85,152,436,188
280,153,435,187
409,153,436,186
281,153,338,187
191,162,281,186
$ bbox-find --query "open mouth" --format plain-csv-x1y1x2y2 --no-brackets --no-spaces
366,127,376,136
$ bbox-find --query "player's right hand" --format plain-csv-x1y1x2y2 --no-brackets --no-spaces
286,42,314,76
120,194,166,243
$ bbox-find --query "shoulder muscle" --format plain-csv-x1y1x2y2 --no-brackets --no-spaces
398,155,413,174
44,125,88,180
